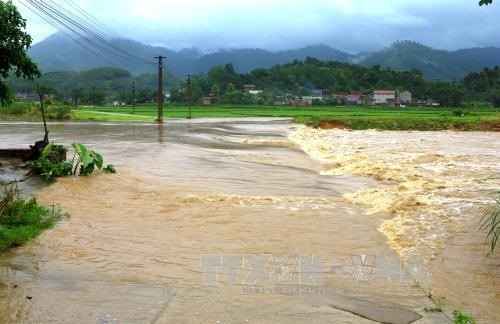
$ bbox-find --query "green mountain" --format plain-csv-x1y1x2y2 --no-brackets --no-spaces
453,47,500,68
28,34,355,77
7,67,178,98
359,41,482,80
26,34,500,81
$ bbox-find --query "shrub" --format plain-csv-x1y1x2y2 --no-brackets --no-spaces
0,183,65,253
27,144,72,181
480,191,500,256
46,103,72,120
453,310,476,324
27,143,116,181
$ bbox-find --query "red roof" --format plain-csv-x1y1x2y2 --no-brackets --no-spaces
374,90,396,95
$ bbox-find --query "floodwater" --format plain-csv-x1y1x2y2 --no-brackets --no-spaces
0,119,498,323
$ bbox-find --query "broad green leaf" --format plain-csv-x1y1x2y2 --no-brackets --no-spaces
71,143,89,157
89,151,103,169
41,144,54,158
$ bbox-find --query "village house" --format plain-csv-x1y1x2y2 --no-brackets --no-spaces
15,93,39,101
243,84,257,94
311,89,329,97
248,90,262,96
275,96,288,106
345,93,360,105
202,96,216,105
373,90,396,105
399,91,412,105
301,95,324,105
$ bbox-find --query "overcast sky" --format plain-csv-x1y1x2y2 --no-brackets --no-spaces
13,0,500,53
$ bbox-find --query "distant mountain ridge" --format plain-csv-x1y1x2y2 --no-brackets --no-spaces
28,33,500,80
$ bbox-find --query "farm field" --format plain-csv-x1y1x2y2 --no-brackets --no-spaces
72,105,500,130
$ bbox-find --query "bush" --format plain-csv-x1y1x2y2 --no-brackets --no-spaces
27,143,116,181
46,104,72,120
0,183,65,253
27,144,72,181
0,102,31,115
453,310,476,324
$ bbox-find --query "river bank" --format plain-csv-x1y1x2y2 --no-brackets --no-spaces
2,105,500,131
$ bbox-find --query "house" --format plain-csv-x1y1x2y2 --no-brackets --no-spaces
15,93,38,101
345,93,360,105
373,90,396,105
275,96,288,106
243,84,257,94
291,98,309,106
311,89,329,97
248,90,262,96
399,91,412,104
202,96,216,105
302,96,324,105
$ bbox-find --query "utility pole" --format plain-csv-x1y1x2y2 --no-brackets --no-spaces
186,73,192,119
92,86,96,111
132,80,136,114
155,55,165,123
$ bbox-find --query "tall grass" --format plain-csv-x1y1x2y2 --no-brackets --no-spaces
480,191,500,256
0,102,31,115
0,183,66,253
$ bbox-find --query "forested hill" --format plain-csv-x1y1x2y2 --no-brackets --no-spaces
7,58,500,107
358,41,482,80
28,33,500,80
28,34,354,78
7,67,178,100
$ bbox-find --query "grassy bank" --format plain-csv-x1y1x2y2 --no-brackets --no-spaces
74,105,500,131
0,184,65,254
294,110,500,131
3,103,500,130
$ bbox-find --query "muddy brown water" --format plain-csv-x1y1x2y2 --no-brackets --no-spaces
0,119,498,323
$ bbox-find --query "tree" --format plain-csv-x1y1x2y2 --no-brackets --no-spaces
479,0,493,5
36,85,56,143
491,88,500,108
0,0,40,105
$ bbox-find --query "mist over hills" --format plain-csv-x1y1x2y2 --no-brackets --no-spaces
28,33,500,80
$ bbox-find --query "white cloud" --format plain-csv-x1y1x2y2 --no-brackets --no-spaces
12,0,500,52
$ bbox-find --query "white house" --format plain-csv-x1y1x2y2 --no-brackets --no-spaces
399,91,412,104
373,90,396,105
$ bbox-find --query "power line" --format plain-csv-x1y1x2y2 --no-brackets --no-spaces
60,0,154,63
46,0,154,64
19,0,155,66
28,0,153,65
17,0,119,67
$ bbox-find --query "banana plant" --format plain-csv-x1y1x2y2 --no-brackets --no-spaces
71,143,104,176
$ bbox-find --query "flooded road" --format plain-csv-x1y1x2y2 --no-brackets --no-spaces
0,119,498,323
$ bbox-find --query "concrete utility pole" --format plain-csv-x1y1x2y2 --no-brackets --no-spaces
92,86,96,111
132,80,136,114
186,73,192,119
155,55,165,123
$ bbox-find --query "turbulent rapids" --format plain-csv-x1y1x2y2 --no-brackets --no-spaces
290,127,500,261
0,119,499,323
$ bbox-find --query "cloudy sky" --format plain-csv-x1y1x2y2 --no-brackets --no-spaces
13,0,500,53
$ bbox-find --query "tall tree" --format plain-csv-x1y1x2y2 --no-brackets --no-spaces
479,0,493,5
0,0,40,105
